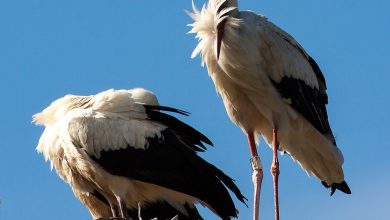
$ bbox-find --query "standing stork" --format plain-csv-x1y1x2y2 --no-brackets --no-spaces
34,88,247,220
188,0,351,220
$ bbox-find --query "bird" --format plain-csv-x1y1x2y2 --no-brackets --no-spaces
188,0,351,220
33,88,247,220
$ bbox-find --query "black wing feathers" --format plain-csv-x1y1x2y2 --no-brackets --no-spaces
271,77,334,142
203,162,248,207
144,105,213,151
91,130,245,219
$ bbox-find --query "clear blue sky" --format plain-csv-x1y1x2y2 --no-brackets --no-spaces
0,0,389,219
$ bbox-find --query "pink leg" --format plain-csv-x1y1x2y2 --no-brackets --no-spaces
247,132,263,220
271,128,280,220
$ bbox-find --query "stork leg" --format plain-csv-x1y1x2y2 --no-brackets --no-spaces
271,128,280,220
137,202,143,220
116,196,131,219
247,132,263,220
109,202,120,218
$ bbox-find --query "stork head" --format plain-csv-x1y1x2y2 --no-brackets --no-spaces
129,88,159,106
215,0,238,60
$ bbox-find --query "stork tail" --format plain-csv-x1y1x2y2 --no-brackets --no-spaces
322,181,351,196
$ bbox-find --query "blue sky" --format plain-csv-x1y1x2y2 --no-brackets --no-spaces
0,0,389,219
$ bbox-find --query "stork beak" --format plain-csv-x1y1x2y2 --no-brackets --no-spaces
216,1,229,60
216,20,226,60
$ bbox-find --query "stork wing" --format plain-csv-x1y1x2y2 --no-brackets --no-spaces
92,130,245,216
66,109,246,218
143,105,213,151
222,14,334,140
263,20,327,91
259,20,334,140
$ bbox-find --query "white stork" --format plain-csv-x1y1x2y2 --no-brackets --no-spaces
34,88,247,220
188,0,351,219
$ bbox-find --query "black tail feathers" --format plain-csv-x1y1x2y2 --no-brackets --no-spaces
322,180,352,196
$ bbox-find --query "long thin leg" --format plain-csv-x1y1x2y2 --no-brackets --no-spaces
271,128,280,220
116,196,130,219
137,202,143,220
109,202,120,218
247,132,263,220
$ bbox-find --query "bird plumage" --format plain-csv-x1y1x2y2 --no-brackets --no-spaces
188,0,350,194
74,189,203,220
34,88,247,220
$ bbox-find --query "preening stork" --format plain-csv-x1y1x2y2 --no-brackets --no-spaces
188,0,351,219
34,88,247,220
